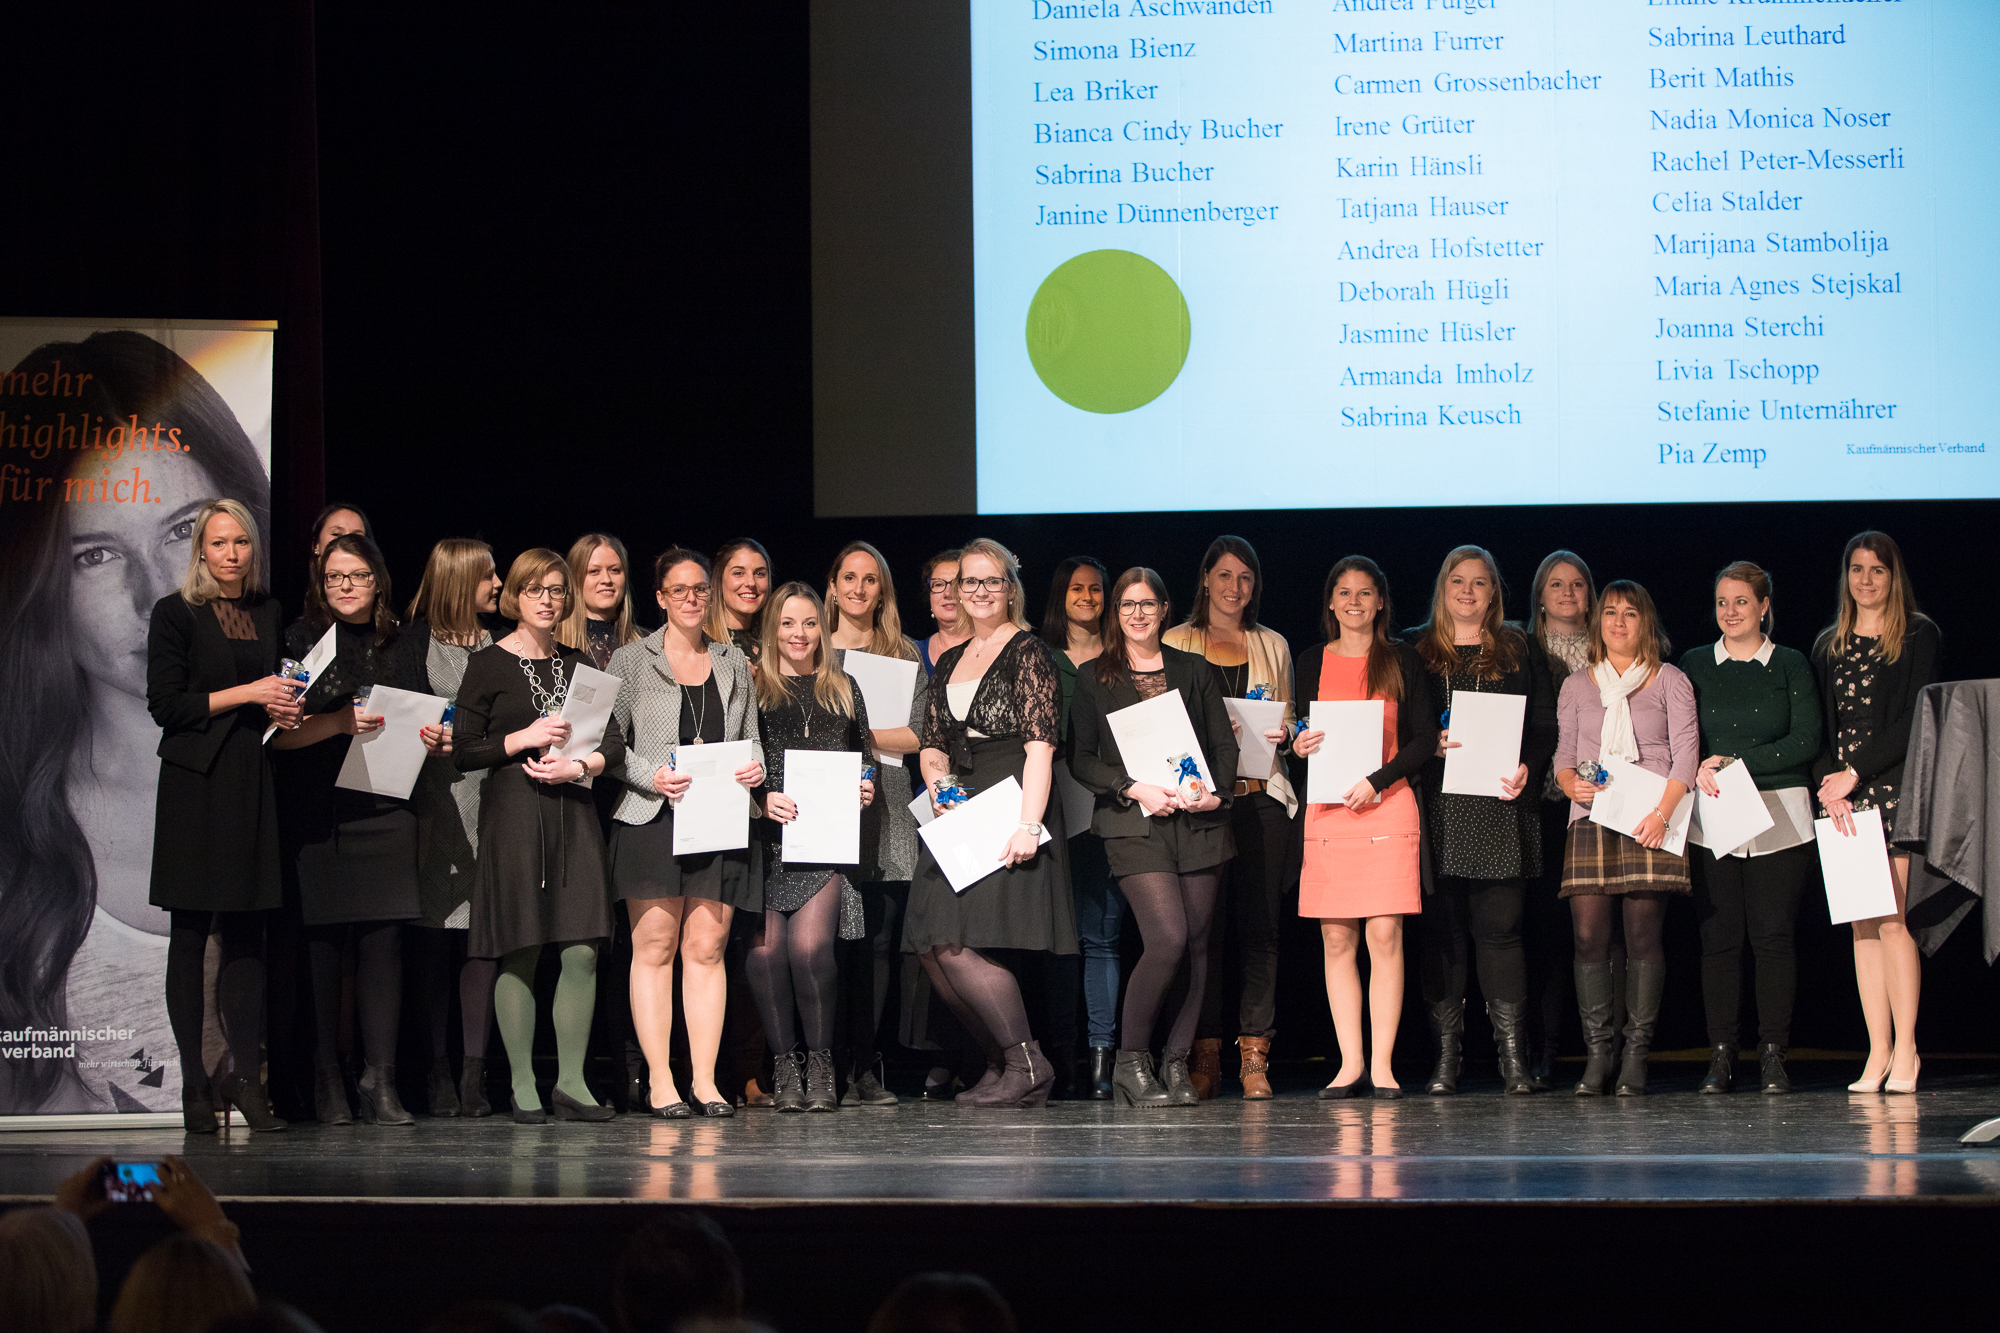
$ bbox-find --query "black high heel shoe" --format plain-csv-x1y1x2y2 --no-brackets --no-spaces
358,1064,417,1127
511,1093,549,1125
213,1072,287,1132
181,1080,219,1135
313,1063,352,1127
551,1088,615,1122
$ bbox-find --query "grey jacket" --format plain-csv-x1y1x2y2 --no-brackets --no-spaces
606,631,762,826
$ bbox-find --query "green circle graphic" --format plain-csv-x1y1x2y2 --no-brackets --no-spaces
1025,250,1190,414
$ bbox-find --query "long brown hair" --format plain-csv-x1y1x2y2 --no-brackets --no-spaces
1186,534,1263,631
825,540,916,659
406,538,494,646
1830,530,1921,664
306,533,399,648
704,538,772,643
1095,568,1171,685
753,583,856,716
1417,545,1523,679
1321,556,1402,701
557,532,638,654
1587,580,1669,675
1529,549,1595,642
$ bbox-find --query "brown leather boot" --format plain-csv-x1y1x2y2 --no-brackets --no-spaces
1237,1036,1274,1100
1189,1038,1223,1101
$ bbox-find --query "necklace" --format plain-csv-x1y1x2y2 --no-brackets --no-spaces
518,649,567,716
684,675,709,744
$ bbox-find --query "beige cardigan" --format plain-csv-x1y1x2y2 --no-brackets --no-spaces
1162,621,1299,817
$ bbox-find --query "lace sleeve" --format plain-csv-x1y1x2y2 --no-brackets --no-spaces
1012,635,1061,746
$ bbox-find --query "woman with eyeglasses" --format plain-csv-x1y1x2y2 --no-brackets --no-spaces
1070,569,1237,1107
146,498,299,1132
1294,556,1436,1099
1163,535,1298,1101
271,534,428,1126
1411,546,1558,1096
605,549,765,1117
705,538,773,664
403,538,502,1118
452,549,626,1123
904,538,1076,1108
918,549,970,676
825,541,926,1104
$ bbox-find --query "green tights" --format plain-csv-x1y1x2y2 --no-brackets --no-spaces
493,941,600,1111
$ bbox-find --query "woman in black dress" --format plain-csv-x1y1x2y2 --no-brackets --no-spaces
452,549,625,1124
750,584,879,1111
146,498,299,1132
1811,531,1941,1094
904,538,1077,1108
1069,568,1238,1108
271,534,427,1126
1412,546,1558,1096
605,549,765,1117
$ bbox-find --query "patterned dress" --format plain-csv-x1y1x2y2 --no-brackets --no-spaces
1831,634,1898,819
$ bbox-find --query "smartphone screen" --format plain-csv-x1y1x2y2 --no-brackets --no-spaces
100,1161,162,1204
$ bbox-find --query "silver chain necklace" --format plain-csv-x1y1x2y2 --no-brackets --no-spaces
519,649,567,716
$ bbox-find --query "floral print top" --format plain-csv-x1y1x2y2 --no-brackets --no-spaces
1831,633,1897,816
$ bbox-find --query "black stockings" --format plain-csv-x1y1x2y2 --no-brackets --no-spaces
1117,870,1220,1052
1570,892,1669,966
919,946,1031,1051
306,921,402,1069
166,910,266,1086
1418,876,1528,1006
417,928,495,1063
745,877,843,1052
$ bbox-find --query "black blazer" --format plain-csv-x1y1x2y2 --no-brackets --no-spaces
1413,625,1561,784
1291,639,1438,796
1809,614,1942,789
1069,644,1240,840
146,592,283,775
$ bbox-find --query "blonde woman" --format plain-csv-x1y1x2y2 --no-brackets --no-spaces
1164,535,1298,1100
705,538,773,662
1810,532,1940,1093
145,498,298,1132
557,533,639,671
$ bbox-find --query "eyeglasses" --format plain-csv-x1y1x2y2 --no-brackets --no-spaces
926,578,957,593
519,584,570,603
1119,599,1162,616
664,584,712,603
323,571,377,590
957,576,1010,593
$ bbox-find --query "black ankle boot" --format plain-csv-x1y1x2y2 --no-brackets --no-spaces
772,1050,807,1113
428,1058,460,1117
358,1064,416,1127
1759,1042,1792,1095
215,1072,287,1132
805,1050,840,1112
1573,961,1617,1097
1425,999,1464,1095
459,1056,492,1118
313,1063,352,1126
1111,1049,1172,1108
1088,1046,1115,1101
1616,959,1665,1096
962,1041,1052,1108
1158,1048,1198,1106
1488,999,1536,1095
1700,1044,1737,1094
181,1078,219,1135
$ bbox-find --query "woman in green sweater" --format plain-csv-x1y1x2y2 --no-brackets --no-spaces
1679,561,1822,1095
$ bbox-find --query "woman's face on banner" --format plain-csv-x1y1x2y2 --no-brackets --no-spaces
67,448,219,701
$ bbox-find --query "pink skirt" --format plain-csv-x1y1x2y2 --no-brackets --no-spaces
1298,781,1422,919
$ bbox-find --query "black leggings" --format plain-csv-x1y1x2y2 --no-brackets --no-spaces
1569,892,1670,965
839,879,907,1060
1418,876,1527,1007
1692,844,1812,1048
746,877,843,1053
416,927,496,1065
166,910,267,1089
306,921,402,1070
1119,870,1221,1053
1198,794,1291,1041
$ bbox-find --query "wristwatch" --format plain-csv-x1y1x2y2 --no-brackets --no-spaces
1018,821,1043,836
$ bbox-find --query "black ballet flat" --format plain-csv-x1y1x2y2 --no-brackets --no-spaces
511,1095,549,1125
1318,1080,1366,1100
693,1100,736,1118
1371,1084,1405,1101
650,1101,692,1120
551,1089,616,1122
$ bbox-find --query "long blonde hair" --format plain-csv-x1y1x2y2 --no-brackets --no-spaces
754,583,856,716
407,538,495,647
1829,530,1921,665
957,536,1033,632
1417,545,1524,680
178,498,264,606
557,533,638,653
825,540,916,659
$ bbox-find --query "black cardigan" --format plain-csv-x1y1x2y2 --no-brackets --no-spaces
146,591,283,775
1068,644,1240,840
1809,614,1942,789
1412,625,1561,784
1290,639,1438,796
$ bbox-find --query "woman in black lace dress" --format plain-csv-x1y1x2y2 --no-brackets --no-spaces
749,584,879,1111
903,538,1077,1108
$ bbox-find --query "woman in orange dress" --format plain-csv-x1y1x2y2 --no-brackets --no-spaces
1292,557,1437,1098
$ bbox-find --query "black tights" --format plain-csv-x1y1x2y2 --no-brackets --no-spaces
166,910,266,1088
745,877,843,1053
416,928,496,1064
1419,876,1528,1006
919,946,1031,1053
306,921,402,1070
1570,892,1669,965
1118,870,1220,1052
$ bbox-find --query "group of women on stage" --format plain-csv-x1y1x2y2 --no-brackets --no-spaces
145,506,1939,1130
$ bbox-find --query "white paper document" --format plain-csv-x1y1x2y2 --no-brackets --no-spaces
1305,700,1385,805
1104,690,1217,797
1439,692,1527,798
781,749,862,866
552,664,621,789
334,685,448,800
1693,761,1777,858
1052,762,1097,839
671,739,754,855
1586,757,1692,857
909,789,936,828
918,776,1052,893
1223,697,1286,781
841,649,920,767
1815,808,1898,924
265,623,340,744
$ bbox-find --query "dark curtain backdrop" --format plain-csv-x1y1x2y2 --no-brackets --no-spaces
7,3,1994,1057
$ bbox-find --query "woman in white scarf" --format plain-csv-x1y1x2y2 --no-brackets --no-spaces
1550,582,1700,1098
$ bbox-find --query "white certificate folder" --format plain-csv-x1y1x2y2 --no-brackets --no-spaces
670,739,755,856
334,685,448,800
1305,701,1384,805
917,777,1051,893
1439,692,1526,798
841,649,919,767
1586,757,1692,858
1815,808,1897,925
1104,690,1218,796
781,749,862,866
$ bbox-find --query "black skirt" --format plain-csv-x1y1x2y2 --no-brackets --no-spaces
903,737,1078,956
149,716,281,914
608,803,761,911
296,807,421,926
468,765,614,957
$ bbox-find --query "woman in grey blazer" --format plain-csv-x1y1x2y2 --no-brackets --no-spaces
606,548,765,1117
